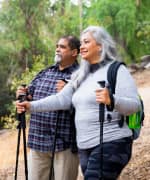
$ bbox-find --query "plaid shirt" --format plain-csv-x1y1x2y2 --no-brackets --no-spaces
27,62,78,152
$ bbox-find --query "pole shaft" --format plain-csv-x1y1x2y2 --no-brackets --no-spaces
14,128,21,180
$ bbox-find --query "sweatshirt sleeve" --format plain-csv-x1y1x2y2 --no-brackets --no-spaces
30,82,74,112
114,65,141,115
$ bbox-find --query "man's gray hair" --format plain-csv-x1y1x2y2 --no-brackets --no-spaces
71,26,118,89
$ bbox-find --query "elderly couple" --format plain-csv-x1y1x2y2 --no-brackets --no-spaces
16,26,140,180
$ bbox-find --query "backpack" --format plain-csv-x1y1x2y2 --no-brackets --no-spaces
107,61,145,140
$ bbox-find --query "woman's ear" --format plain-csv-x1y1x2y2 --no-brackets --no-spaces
98,45,102,53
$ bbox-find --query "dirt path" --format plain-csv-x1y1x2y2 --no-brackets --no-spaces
0,69,150,180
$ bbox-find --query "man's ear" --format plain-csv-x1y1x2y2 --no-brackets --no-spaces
71,49,78,57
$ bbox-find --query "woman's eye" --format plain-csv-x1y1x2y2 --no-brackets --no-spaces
84,40,89,43
80,40,90,46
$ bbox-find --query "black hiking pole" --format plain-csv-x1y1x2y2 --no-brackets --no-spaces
49,111,60,180
49,78,69,180
15,85,28,180
97,81,105,180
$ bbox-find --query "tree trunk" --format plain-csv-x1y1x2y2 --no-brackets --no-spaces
136,0,141,6
78,0,83,33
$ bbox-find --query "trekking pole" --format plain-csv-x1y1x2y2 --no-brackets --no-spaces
49,111,60,180
15,85,28,180
14,121,21,180
22,111,28,180
49,78,69,180
97,81,105,180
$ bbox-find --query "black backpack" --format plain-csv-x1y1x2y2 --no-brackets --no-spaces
107,61,145,140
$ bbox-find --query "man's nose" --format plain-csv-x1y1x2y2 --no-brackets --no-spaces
56,46,60,52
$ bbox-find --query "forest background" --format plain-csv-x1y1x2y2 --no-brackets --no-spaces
0,0,149,128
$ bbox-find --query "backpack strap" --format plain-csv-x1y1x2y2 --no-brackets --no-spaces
107,61,126,94
107,61,126,127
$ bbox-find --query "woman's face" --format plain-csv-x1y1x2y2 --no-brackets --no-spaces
80,32,101,64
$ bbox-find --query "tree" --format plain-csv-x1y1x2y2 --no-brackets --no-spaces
0,0,52,120
0,0,52,70
0,0,81,121
84,0,150,62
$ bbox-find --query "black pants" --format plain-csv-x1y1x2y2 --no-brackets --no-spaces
78,137,133,180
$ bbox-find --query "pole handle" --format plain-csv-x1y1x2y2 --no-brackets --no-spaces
97,81,105,89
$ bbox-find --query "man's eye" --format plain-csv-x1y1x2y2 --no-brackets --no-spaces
60,45,66,49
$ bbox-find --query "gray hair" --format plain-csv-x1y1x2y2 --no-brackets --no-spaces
71,26,118,89
81,26,118,61
71,59,90,89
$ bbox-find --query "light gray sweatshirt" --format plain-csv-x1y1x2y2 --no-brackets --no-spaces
30,62,140,149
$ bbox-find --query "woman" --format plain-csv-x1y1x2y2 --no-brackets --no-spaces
16,26,141,179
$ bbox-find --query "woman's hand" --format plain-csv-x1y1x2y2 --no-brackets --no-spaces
95,88,111,105
56,80,67,92
16,101,31,113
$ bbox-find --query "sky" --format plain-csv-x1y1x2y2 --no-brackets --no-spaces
0,0,3,8
71,0,91,7
50,0,91,7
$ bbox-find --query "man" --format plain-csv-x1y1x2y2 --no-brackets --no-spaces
17,35,80,180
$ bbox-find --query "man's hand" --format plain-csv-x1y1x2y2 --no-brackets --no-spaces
16,101,31,113
16,86,27,99
16,85,32,100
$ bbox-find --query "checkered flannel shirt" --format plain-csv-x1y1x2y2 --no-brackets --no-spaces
27,62,78,152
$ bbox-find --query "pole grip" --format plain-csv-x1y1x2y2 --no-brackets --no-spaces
97,81,105,88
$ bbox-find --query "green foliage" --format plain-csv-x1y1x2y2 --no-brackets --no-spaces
85,0,150,63
0,0,52,126
136,21,150,46
0,107,17,130
11,55,48,91
47,1,80,37
87,0,136,62
0,0,51,70
1,54,48,129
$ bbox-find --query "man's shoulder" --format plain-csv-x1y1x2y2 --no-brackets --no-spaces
68,60,79,71
36,64,57,76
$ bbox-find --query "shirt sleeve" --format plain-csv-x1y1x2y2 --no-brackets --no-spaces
28,68,47,97
30,82,74,112
114,65,141,115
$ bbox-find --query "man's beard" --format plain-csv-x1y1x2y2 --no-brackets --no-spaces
54,54,62,63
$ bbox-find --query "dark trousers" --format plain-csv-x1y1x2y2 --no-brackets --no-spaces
78,137,133,180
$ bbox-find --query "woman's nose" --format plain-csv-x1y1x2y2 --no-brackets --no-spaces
80,43,84,49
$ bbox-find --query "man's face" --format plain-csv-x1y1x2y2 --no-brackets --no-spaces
54,38,74,64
